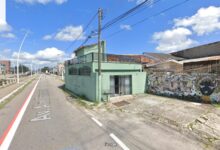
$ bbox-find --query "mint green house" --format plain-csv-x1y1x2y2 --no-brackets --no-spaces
64,42,147,102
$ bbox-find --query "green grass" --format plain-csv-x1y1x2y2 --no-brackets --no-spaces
0,78,35,109
213,104,220,109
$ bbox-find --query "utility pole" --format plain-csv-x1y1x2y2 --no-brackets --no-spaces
98,8,103,102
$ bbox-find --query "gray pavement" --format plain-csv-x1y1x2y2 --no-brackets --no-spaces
87,94,220,150
0,76,33,99
1,75,218,150
1,75,121,150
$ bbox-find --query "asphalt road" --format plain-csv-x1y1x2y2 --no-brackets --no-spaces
0,75,121,150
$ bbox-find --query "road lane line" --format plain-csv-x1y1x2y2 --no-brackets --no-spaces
110,133,130,150
91,117,103,127
0,77,41,150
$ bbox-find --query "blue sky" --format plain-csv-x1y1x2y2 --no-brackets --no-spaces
0,0,220,66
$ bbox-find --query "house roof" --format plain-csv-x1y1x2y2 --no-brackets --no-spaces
143,52,184,61
146,59,183,67
171,41,220,59
74,43,98,53
180,55,220,64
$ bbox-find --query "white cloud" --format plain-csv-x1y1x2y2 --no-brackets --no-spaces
36,47,65,61
0,23,11,32
0,49,12,59
174,6,220,36
55,26,85,41
120,24,132,31
70,53,75,59
15,0,67,5
42,34,52,40
43,25,85,42
0,22,15,39
153,27,197,53
12,47,66,66
0,33,16,38
12,51,35,60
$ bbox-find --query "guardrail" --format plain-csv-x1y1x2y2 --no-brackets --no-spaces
0,78,17,88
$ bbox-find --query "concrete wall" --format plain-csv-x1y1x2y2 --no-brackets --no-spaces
0,60,11,74
147,72,220,104
65,62,146,101
75,41,106,57
65,72,97,101
101,72,147,100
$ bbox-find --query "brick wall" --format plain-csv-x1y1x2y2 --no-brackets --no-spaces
0,60,11,74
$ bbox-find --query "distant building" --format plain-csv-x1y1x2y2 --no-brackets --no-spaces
181,56,220,73
107,54,151,64
171,41,220,59
145,60,183,73
0,60,11,74
144,41,220,73
57,63,64,76
0,64,5,74
65,41,146,102
169,41,220,73
143,52,184,64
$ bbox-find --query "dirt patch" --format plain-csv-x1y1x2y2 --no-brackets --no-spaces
113,100,130,107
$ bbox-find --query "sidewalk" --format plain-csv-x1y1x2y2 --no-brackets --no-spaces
0,76,33,99
90,94,220,149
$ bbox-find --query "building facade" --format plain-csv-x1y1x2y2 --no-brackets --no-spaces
65,42,146,102
57,63,64,76
0,60,11,74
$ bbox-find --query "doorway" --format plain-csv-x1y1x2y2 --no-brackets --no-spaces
110,75,132,96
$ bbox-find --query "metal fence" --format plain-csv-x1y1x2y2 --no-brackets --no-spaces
65,53,142,66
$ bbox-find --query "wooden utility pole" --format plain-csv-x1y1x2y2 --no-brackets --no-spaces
98,8,103,102
98,8,103,76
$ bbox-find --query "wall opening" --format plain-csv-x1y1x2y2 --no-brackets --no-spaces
110,75,132,97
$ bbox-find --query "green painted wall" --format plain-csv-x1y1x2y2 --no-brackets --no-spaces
75,41,106,57
65,73,97,101
101,71,147,100
65,61,146,102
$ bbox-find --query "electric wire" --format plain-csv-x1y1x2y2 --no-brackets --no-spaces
105,0,190,39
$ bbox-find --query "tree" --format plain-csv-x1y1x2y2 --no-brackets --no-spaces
41,67,50,73
14,65,30,73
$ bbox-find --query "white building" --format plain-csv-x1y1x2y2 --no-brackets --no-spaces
0,0,6,25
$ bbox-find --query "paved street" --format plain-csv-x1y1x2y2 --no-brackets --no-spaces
0,75,219,150
0,75,121,150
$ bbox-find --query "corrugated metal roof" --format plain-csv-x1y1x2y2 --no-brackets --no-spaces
171,41,220,59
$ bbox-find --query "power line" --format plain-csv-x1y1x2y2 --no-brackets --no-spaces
101,0,149,31
76,0,163,49
65,12,98,51
106,0,190,39
77,0,151,48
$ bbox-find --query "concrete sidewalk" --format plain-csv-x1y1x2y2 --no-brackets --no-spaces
0,76,34,99
86,94,220,149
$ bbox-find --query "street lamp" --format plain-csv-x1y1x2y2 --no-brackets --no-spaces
17,32,28,84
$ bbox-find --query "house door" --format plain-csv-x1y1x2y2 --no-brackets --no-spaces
110,75,131,96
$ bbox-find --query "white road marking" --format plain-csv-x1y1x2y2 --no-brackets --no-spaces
109,133,130,150
0,77,41,150
192,102,201,106
91,117,103,127
0,79,33,103
30,114,51,122
31,109,51,122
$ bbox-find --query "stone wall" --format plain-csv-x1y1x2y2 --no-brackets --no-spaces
147,72,220,104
